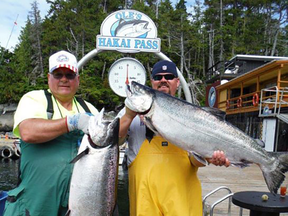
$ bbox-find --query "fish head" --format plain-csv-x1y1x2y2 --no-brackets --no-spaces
115,19,150,37
125,81,154,113
88,109,117,147
135,21,149,31
105,117,120,145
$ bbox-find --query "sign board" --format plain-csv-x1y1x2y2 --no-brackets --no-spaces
208,86,216,107
97,10,161,53
205,80,220,108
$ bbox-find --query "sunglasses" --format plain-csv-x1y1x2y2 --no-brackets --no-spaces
153,74,175,81
51,73,77,80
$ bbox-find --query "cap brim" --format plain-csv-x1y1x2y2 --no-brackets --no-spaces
50,65,78,73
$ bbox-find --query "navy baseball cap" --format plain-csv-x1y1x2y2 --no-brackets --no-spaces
152,60,178,78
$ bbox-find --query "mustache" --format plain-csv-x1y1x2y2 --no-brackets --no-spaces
158,83,169,88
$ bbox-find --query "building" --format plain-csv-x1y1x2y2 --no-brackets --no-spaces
206,55,288,152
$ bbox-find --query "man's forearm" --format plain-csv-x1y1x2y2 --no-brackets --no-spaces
19,118,68,144
119,107,137,140
119,114,134,139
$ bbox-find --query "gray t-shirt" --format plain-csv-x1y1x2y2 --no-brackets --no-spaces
118,108,146,166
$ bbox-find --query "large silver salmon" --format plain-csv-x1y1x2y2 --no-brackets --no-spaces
67,111,119,216
125,81,288,194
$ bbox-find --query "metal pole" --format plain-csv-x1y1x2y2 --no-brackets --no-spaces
78,49,192,102
0,14,19,66
78,49,102,70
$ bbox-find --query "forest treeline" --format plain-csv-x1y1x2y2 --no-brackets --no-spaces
0,0,287,110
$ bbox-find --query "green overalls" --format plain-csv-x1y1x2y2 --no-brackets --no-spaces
3,131,83,216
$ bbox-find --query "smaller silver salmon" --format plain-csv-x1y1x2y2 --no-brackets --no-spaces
67,110,119,216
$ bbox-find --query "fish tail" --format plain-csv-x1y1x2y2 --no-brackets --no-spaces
261,152,288,194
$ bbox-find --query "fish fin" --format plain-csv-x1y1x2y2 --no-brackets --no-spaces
191,151,209,166
69,147,89,164
230,162,250,168
260,152,288,194
149,125,158,135
145,118,159,135
64,210,70,216
97,108,104,125
202,107,226,120
255,139,265,148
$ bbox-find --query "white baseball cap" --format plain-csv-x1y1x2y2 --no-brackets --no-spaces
49,50,78,73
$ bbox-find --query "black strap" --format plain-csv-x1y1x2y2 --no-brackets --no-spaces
44,90,54,119
113,203,119,216
145,126,154,143
44,90,91,120
75,97,90,113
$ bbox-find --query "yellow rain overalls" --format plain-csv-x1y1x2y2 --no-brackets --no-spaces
128,135,202,216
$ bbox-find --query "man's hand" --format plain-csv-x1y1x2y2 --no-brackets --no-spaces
208,150,230,167
66,113,93,134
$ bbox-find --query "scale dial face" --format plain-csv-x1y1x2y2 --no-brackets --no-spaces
108,57,146,97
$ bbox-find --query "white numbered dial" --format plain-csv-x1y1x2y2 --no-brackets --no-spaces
108,57,146,97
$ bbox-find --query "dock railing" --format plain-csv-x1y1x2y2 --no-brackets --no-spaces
221,85,288,116
259,86,288,118
202,186,235,216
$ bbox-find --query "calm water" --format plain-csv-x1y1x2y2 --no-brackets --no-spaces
0,159,130,216
0,159,19,191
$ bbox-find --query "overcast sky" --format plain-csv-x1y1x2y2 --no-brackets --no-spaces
0,0,193,52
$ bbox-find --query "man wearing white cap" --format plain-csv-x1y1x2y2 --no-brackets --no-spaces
4,51,99,216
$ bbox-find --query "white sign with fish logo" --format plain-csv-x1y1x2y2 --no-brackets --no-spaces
96,10,161,53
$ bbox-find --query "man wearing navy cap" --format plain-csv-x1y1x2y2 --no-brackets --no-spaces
119,60,230,215
150,60,179,95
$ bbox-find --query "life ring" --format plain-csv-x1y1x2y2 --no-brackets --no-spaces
0,146,14,158
226,100,230,109
252,93,259,107
237,97,242,108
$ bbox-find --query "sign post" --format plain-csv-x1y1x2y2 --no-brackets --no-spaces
78,9,192,102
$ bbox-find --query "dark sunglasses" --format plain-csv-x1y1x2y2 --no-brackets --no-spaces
153,74,175,81
51,73,77,80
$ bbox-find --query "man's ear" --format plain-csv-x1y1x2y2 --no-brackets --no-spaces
176,78,180,88
47,73,51,84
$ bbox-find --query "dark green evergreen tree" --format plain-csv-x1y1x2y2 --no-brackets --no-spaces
1,0,287,106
